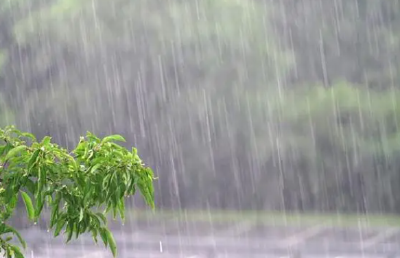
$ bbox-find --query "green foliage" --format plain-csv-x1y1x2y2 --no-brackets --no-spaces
0,126,155,257
275,82,400,153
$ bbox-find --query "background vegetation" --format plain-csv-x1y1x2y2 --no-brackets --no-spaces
1,0,400,214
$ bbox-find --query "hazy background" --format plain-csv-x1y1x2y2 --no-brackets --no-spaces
1,0,400,214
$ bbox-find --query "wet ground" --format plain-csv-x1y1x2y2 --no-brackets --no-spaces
17,216,400,258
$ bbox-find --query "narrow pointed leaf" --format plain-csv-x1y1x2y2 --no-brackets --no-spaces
105,228,117,257
5,145,26,161
101,135,126,144
54,218,66,237
99,228,108,248
4,225,26,249
20,191,35,221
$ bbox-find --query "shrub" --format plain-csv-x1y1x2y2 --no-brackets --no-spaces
0,126,155,257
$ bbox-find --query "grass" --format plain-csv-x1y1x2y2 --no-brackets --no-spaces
129,209,400,227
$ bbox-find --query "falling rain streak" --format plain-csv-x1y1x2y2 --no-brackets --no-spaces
2,0,400,257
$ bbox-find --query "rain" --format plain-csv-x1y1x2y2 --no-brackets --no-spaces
1,0,400,257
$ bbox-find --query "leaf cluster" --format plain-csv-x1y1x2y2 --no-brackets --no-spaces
0,126,155,257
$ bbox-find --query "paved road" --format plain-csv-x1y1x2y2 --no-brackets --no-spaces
16,219,400,258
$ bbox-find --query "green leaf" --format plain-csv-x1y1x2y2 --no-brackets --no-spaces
36,168,46,195
79,217,88,234
46,194,53,207
54,217,66,237
99,227,108,248
65,222,74,243
3,225,26,249
25,179,36,194
21,132,37,140
9,246,24,258
90,214,101,227
20,191,35,221
50,206,59,229
0,223,5,232
101,135,126,144
27,149,40,170
4,145,26,161
118,199,125,221
0,145,6,156
40,136,52,146
0,143,12,157
91,228,98,244
4,194,18,220
75,222,80,239
96,213,107,225
34,192,44,219
90,163,102,174
50,192,62,228
105,227,117,257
